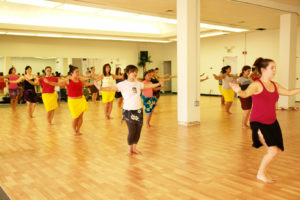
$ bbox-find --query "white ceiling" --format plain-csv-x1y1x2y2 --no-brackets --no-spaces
0,0,299,42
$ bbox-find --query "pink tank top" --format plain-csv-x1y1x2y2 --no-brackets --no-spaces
250,80,279,124
9,75,18,89
142,81,153,97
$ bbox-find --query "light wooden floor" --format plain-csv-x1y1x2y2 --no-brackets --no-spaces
1,96,300,200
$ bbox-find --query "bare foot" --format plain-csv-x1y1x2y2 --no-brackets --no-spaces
126,152,133,156
226,111,232,115
146,123,151,128
257,174,275,184
242,125,250,129
74,132,82,136
132,150,142,155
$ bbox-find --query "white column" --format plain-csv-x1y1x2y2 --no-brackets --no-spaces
278,13,298,109
177,0,200,125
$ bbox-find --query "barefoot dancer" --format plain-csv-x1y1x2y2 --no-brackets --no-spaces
95,65,165,155
45,65,95,135
4,67,20,109
38,66,59,125
142,70,167,128
10,66,38,118
230,58,300,183
213,65,238,114
100,64,123,119
237,65,252,129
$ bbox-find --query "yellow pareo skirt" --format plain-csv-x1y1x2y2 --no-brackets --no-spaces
101,91,115,103
218,85,224,96
42,92,58,112
222,88,235,102
68,96,88,119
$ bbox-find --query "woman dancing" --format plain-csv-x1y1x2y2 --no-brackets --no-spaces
213,65,238,114
142,70,167,127
45,65,95,135
38,66,59,125
11,66,38,118
237,65,252,128
100,64,123,119
3,67,20,109
95,65,166,156
230,58,300,183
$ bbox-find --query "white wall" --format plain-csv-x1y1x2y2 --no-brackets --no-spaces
1,27,300,94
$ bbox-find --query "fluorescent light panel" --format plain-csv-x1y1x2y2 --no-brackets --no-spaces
200,32,228,38
57,4,101,12
6,32,35,36
6,0,61,8
136,15,177,24
2,32,170,43
200,23,247,32
99,10,135,17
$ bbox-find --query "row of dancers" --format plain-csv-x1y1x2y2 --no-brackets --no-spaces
2,57,300,184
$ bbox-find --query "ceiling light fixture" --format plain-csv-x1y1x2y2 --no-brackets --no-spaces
3,32,170,43
6,0,61,8
200,23,247,32
57,4,101,12
99,10,135,17
136,15,177,24
6,32,35,36
200,32,228,38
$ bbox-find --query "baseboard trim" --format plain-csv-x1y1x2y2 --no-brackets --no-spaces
178,121,200,126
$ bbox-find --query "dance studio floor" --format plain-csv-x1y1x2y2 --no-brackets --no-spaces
0,96,300,200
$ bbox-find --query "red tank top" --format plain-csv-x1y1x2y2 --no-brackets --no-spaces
250,79,279,124
67,79,83,97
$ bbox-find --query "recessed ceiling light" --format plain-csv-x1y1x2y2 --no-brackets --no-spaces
256,28,266,31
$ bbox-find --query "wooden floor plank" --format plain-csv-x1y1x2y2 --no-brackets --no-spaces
0,96,300,199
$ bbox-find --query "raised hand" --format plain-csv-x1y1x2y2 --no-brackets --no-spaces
229,81,241,93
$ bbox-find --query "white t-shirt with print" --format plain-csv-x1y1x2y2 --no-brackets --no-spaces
117,80,144,110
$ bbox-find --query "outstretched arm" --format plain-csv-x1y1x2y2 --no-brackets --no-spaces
9,76,24,83
230,81,260,98
213,74,225,80
200,76,209,82
276,83,300,96
44,78,68,87
93,82,118,91
153,85,168,91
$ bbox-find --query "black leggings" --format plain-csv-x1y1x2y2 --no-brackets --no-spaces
126,121,143,145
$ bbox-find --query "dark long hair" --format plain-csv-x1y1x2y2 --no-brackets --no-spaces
25,66,31,73
221,65,231,74
124,65,138,80
253,57,274,74
9,67,15,74
103,63,111,76
115,67,122,75
239,65,251,77
68,65,78,75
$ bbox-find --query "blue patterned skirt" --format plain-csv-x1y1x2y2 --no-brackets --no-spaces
141,95,157,114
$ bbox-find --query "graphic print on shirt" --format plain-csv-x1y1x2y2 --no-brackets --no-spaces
132,87,137,94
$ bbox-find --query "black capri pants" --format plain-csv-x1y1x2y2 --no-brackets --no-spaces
123,109,143,145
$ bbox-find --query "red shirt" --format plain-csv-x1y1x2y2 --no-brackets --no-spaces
250,80,279,124
67,79,83,97
39,77,58,93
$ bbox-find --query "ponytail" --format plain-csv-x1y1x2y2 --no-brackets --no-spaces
253,57,273,74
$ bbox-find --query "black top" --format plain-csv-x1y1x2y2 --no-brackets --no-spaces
24,79,35,90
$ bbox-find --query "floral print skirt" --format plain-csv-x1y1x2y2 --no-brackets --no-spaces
122,108,143,125
141,95,157,114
